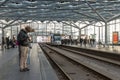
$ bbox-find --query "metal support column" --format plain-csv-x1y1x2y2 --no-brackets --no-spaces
62,23,64,35
98,26,100,48
79,29,81,37
46,22,47,42
98,27,100,43
1,27,4,50
115,20,116,31
17,27,18,35
45,23,47,35
79,29,81,46
101,24,103,42
70,23,73,39
54,23,55,34
94,24,95,36
11,26,12,38
20,23,22,30
70,22,73,45
105,22,108,46
84,28,86,35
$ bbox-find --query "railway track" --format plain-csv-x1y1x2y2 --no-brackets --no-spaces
55,45,120,80
39,44,71,80
45,44,120,80
59,45,120,66
39,43,112,80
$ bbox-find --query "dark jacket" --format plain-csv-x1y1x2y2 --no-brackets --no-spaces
17,29,29,46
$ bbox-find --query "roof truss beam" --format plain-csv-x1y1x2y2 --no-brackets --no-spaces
62,21,80,29
107,13,120,22
0,0,10,7
85,0,106,22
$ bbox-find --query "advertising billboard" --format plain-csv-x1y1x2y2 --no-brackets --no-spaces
113,32,118,44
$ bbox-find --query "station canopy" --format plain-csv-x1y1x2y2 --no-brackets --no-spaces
0,0,120,25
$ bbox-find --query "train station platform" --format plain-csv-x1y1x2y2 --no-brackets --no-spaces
0,44,59,80
68,44,120,54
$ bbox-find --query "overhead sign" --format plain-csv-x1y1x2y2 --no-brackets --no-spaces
37,36,51,43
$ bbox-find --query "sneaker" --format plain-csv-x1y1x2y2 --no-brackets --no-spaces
25,68,30,71
20,69,26,72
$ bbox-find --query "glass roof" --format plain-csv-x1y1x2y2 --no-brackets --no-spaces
0,0,120,26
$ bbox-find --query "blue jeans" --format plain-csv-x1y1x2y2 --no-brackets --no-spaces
27,49,30,65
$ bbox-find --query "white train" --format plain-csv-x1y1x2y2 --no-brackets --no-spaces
51,33,61,45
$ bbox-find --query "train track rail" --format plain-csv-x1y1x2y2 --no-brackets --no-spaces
39,44,72,80
40,43,112,80
59,45,120,66
45,44,120,80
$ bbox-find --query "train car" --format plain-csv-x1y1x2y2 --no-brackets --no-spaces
51,33,61,45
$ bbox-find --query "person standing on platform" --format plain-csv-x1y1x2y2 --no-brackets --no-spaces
2,37,5,50
17,26,32,72
6,36,9,49
83,37,87,47
80,38,83,47
27,35,32,66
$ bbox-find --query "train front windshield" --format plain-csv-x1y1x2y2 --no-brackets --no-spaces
54,36,61,41
51,34,61,45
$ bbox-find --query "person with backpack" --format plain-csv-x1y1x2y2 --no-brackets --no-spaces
17,26,32,72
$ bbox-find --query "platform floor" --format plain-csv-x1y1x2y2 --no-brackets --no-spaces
68,44,120,54
0,44,58,80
